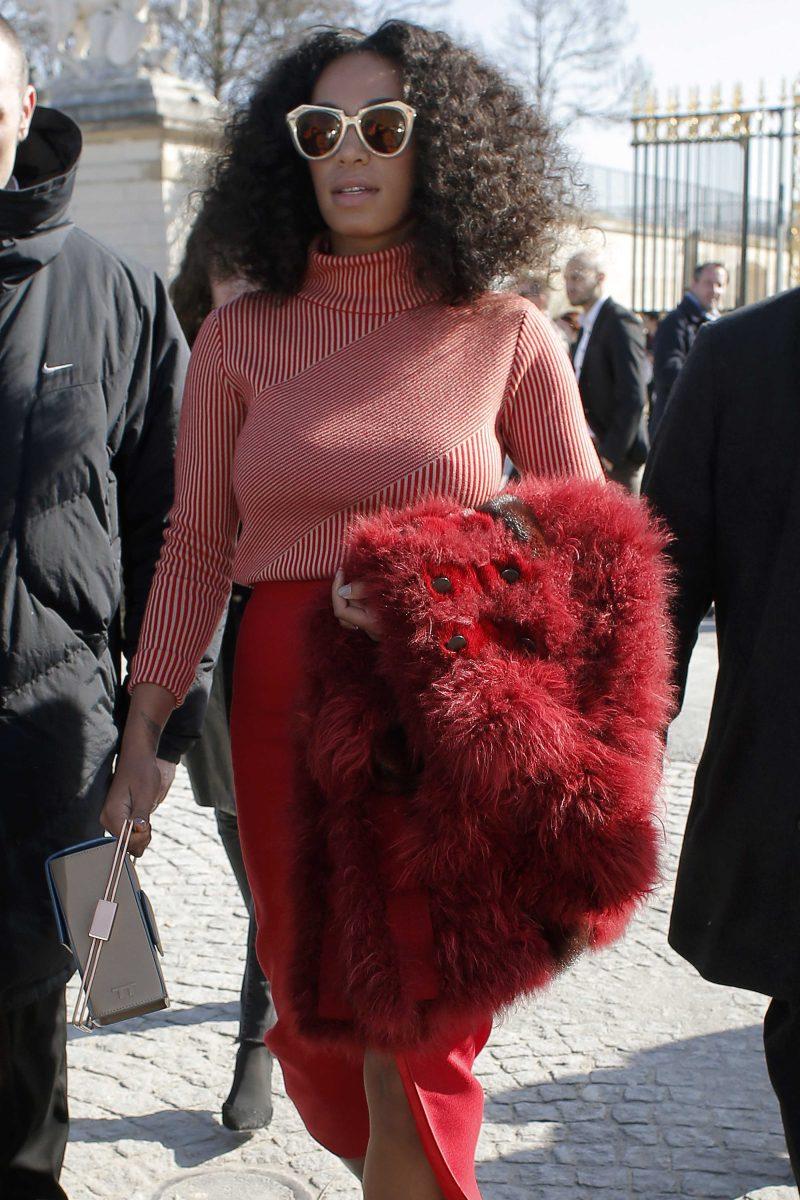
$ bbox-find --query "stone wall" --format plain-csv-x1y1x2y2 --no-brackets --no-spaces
44,70,221,283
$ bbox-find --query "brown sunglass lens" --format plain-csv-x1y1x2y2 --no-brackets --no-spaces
361,107,407,154
296,110,342,157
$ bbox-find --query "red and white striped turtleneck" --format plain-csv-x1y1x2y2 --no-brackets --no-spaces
131,240,602,702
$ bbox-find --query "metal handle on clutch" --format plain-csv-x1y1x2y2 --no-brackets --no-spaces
72,819,135,1031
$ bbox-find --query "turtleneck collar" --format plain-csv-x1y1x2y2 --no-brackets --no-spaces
299,238,436,315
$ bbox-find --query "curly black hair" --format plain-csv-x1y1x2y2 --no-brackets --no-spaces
170,213,215,347
201,21,577,305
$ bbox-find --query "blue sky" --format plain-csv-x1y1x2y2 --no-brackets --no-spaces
440,0,798,172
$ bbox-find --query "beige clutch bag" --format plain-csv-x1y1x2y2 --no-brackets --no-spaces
46,820,169,1029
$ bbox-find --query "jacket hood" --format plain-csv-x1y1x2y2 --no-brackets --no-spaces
0,106,82,283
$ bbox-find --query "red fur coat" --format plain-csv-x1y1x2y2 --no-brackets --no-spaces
291,478,673,1052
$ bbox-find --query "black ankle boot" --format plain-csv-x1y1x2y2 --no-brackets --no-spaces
222,1041,274,1131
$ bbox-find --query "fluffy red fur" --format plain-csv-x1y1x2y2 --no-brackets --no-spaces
290,478,674,1052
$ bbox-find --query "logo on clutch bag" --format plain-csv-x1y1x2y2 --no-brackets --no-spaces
111,984,136,1000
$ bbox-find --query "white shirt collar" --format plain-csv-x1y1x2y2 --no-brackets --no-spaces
579,294,607,332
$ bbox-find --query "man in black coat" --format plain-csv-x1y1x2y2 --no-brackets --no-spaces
642,286,800,1182
650,260,728,437
564,250,649,493
0,23,211,1198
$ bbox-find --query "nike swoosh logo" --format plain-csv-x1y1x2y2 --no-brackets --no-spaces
42,362,74,375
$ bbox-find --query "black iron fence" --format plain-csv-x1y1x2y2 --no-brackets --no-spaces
629,86,800,312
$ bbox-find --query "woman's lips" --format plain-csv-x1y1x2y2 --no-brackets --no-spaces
331,184,379,206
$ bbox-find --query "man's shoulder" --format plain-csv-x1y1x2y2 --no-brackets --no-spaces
61,227,161,305
602,297,641,327
599,299,644,346
706,288,800,347
657,304,683,331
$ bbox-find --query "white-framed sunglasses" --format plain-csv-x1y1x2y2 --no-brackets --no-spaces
286,101,417,161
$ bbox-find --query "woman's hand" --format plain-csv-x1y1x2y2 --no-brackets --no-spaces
332,567,382,641
100,683,177,857
101,753,174,857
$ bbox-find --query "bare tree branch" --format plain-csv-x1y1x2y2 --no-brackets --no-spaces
506,0,650,128
1,2,57,85
151,0,361,101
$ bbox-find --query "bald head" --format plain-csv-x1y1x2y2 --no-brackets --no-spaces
0,17,36,189
564,251,608,309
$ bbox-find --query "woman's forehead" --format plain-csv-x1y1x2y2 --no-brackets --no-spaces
311,51,402,111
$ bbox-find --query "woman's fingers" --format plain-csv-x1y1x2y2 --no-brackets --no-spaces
331,568,348,620
340,581,370,601
100,755,162,857
331,570,382,640
332,571,365,621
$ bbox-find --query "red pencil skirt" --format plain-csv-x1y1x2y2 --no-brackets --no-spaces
230,581,491,1200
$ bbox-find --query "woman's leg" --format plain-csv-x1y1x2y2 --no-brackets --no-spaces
362,1052,444,1200
214,808,275,1130
214,808,275,1043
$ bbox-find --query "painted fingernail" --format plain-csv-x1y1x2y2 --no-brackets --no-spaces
134,817,149,829
338,584,352,599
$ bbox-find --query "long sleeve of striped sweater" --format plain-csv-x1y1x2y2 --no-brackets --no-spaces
131,243,601,703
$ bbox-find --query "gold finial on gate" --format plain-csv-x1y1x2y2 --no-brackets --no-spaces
688,86,700,113
732,82,744,110
710,83,722,111
780,78,788,104
758,79,766,107
666,89,679,138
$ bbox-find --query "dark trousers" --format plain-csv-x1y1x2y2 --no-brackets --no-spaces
185,588,275,1045
764,997,800,1183
214,808,275,1043
607,460,644,495
0,988,69,1199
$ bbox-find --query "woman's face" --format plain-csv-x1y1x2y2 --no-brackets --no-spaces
308,52,415,256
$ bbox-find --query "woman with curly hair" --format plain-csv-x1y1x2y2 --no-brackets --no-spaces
103,20,602,1199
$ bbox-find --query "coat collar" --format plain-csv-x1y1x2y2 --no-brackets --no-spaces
678,292,710,324
0,107,81,286
579,294,608,334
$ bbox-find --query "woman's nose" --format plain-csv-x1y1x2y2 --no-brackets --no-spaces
337,123,368,163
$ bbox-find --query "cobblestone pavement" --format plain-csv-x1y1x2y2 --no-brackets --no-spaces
62,636,797,1200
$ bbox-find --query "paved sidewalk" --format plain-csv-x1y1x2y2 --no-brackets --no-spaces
61,633,798,1200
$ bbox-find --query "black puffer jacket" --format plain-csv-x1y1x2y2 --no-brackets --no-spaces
0,107,211,1010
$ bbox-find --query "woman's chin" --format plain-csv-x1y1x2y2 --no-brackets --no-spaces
326,220,413,254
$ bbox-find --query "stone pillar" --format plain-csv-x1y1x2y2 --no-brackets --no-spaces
43,69,221,283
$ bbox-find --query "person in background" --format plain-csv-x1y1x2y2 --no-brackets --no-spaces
650,261,728,437
515,270,570,352
642,285,800,1187
640,309,660,427
0,19,212,1199
555,307,582,347
170,221,276,1133
564,250,649,493
101,21,601,1200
